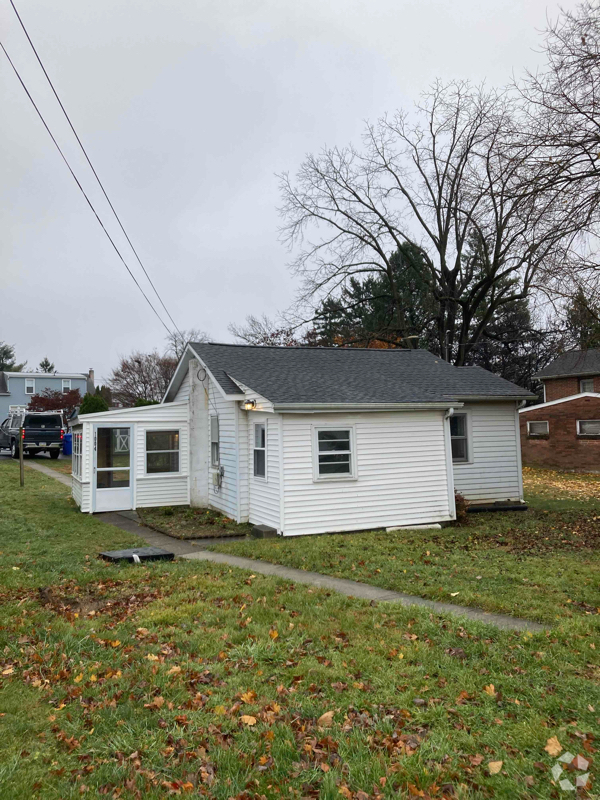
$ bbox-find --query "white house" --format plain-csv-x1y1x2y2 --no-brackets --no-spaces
72,343,534,533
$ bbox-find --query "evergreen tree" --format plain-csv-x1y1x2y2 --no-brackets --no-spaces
565,290,600,349
0,342,26,371
38,357,55,373
80,393,109,415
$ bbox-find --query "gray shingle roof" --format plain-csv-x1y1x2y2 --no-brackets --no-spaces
534,349,600,380
189,343,534,405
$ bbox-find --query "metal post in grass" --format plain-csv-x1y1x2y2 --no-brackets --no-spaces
19,426,24,487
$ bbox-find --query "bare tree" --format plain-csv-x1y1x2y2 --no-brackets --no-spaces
229,314,305,346
279,81,585,364
107,351,178,406
165,328,211,360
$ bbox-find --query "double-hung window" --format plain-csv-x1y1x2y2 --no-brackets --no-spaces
25,378,35,395
253,422,266,478
450,414,469,462
580,378,595,393
577,419,600,436
527,420,549,436
210,416,219,466
72,430,83,478
146,430,180,474
62,379,71,394
315,428,353,477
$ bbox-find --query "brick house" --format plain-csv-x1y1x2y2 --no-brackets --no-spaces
519,349,600,471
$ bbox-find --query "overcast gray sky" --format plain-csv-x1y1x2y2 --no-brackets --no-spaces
1,0,578,382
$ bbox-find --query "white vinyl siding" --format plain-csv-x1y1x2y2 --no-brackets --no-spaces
248,414,280,530
452,402,522,502
174,372,191,403
281,411,451,536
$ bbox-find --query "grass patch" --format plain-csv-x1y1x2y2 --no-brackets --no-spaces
212,469,600,625
28,452,73,475
138,505,252,540
0,460,598,798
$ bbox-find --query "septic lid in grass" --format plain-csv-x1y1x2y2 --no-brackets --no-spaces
99,547,174,563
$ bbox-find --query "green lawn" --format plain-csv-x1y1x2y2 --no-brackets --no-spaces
0,460,598,798
29,452,73,475
212,468,600,625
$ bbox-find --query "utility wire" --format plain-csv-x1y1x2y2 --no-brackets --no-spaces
8,0,183,340
1,40,173,335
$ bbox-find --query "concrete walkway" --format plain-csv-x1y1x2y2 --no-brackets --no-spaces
26,459,72,487
182,549,544,632
27,458,544,632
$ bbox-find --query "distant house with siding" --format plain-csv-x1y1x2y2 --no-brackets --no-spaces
71,344,533,532
0,369,94,421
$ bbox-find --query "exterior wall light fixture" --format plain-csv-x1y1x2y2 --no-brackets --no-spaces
243,399,256,411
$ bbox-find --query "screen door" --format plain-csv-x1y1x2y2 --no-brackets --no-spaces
93,426,133,512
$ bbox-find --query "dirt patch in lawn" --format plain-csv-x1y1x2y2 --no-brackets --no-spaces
138,506,252,540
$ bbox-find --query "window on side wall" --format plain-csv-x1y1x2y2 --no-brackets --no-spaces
62,379,71,394
25,378,35,395
527,420,549,437
315,428,354,478
577,419,600,436
580,378,595,393
253,422,266,478
72,430,83,478
450,414,469,462
146,430,180,473
210,416,219,466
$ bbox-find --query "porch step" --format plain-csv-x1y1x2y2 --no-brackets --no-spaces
251,524,278,539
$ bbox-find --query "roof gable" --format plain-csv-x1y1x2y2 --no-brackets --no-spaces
185,343,533,406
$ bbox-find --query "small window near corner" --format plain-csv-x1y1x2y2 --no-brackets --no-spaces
253,422,266,478
25,378,35,395
577,420,600,436
210,416,219,466
450,414,469,462
580,378,594,393
62,379,71,394
528,420,549,436
146,430,180,473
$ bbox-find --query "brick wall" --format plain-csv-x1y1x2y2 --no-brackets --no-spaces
520,396,600,471
543,375,600,401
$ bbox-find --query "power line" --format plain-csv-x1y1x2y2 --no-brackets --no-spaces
8,0,183,339
1,40,173,336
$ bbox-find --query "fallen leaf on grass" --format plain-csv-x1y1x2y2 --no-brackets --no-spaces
488,761,503,775
483,684,496,696
545,736,562,757
240,690,257,704
317,710,334,727
240,715,257,726
450,592,460,597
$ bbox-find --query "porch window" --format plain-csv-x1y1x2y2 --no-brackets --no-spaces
72,430,82,478
577,420,600,436
450,414,469,462
254,423,266,478
62,379,71,393
580,378,594,393
25,378,35,395
527,420,549,436
316,428,353,477
146,430,180,473
210,416,219,466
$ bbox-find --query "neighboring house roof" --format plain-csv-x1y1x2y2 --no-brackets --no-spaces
519,392,600,413
2,371,89,379
534,349,600,380
184,343,534,406
0,372,8,395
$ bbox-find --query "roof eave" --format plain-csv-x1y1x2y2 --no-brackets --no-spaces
447,393,535,401
535,371,600,380
272,401,462,413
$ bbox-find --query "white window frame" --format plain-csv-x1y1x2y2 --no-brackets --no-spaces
580,378,595,393
527,420,549,437
253,421,267,481
450,412,472,464
62,379,71,394
312,425,357,482
72,429,83,479
210,416,219,467
577,419,600,436
25,378,35,395
145,428,181,475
